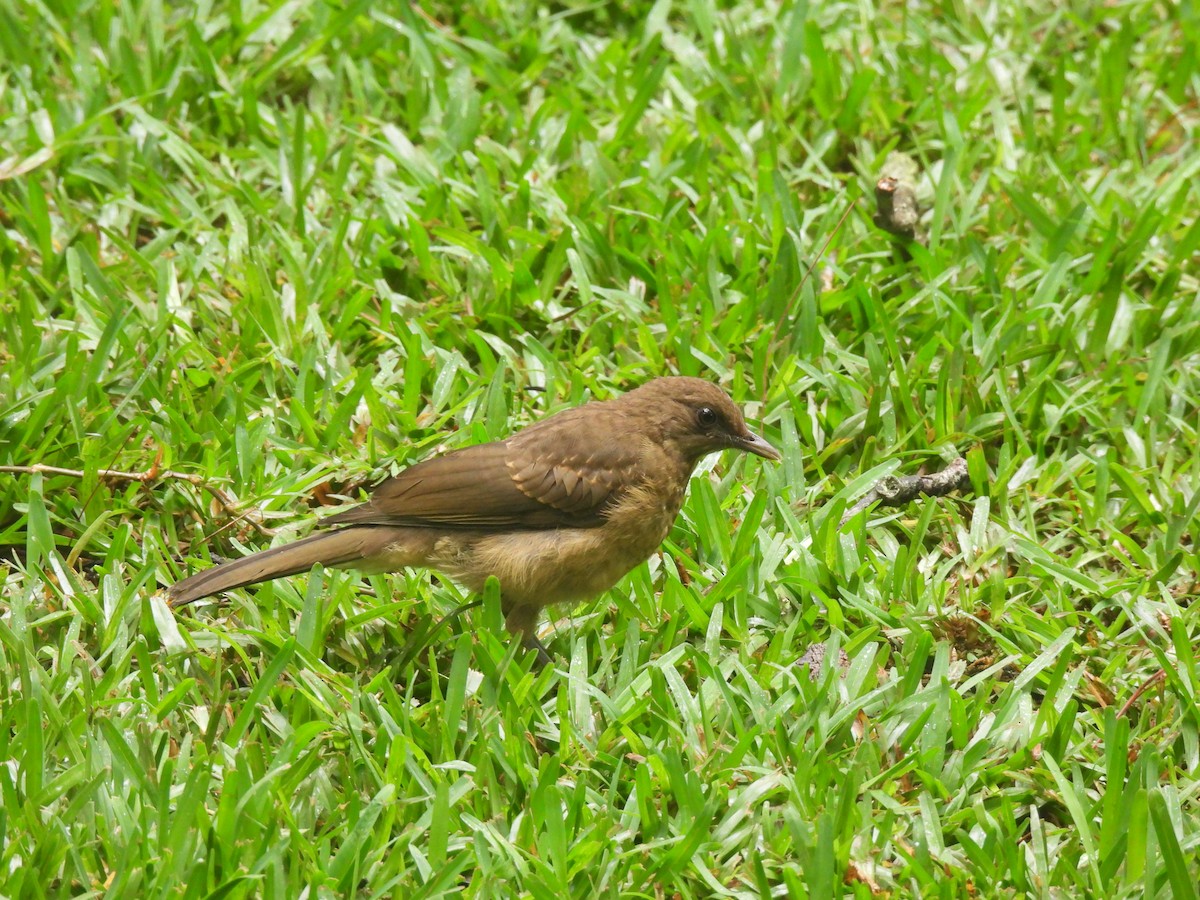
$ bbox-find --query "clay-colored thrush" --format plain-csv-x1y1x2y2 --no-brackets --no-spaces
169,376,780,656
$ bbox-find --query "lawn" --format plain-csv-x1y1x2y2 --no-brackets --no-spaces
1,0,1198,896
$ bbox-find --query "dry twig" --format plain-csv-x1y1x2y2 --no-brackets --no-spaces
1116,668,1167,719
0,462,271,536
840,457,971,526
873,151,922,242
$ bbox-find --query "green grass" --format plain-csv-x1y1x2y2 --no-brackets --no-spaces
2,0,1199,896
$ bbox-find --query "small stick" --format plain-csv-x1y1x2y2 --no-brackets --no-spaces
0,462,271,536
873,151,923,242
773,199,858,340
840,457,970,526
1116,668,1167,719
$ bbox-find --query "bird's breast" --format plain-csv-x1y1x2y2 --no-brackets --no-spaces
451,474,688,610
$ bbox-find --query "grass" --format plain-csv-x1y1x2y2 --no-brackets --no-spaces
1,0,1198,896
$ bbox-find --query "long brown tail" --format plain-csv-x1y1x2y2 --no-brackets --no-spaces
168,527,407,608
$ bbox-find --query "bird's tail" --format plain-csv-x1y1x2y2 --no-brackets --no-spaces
168,527,401,608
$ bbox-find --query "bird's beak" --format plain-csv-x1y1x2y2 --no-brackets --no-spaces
739,430,782,461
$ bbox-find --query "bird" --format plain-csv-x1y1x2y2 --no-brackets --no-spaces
168,376,780,660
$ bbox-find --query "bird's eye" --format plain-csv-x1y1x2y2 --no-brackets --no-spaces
696,406,718,427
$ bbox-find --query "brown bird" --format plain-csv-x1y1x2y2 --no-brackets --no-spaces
168,376,780,659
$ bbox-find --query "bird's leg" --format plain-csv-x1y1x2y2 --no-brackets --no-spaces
504,602,552,666
522,633,553,668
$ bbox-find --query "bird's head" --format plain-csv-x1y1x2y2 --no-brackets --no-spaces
622,376,781,465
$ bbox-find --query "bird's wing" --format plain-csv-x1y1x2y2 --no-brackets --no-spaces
324,404,639,530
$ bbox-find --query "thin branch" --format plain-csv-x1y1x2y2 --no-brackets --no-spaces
840,457,971,526
773,199,857,339
0,463,272,536
763,199,857,389
1116,668,1167,719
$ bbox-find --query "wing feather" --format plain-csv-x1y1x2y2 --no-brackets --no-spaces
324,401,641,530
